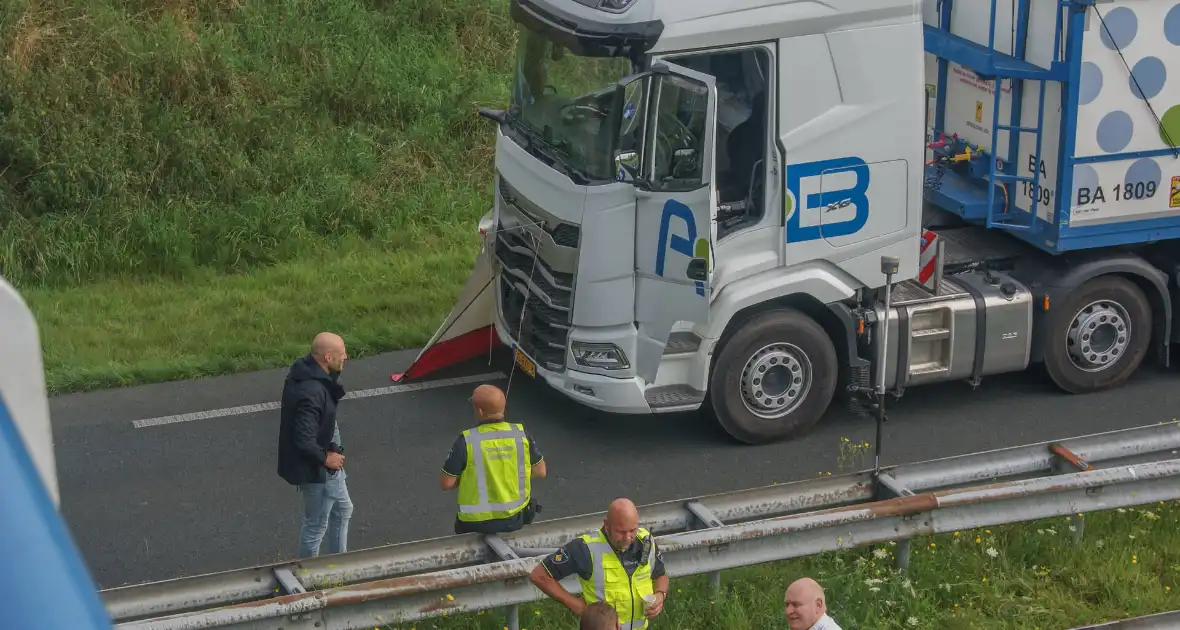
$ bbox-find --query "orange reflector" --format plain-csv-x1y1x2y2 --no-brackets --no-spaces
1043,295,1050,311
857,319,865,335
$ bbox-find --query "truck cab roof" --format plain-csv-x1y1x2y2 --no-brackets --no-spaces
517,0,921,56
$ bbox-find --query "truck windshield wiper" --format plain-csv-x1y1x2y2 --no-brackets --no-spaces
506,114,592,185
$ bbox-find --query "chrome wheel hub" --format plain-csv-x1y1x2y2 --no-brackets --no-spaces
1066,299,1130,372
740,343,812,419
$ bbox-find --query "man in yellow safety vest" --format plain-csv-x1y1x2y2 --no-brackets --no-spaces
439,384,546,534
530,498,670,629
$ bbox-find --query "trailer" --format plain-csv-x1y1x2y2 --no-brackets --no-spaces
396,0,1180,444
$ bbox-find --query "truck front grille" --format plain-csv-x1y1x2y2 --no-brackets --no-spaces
499,176,581,249
493,175,580,372
499,274,569,372
494,231,574,310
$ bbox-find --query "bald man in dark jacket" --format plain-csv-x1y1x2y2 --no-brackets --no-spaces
278,332,353,558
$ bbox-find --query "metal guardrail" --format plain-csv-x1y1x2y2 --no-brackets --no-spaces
104,422,1180,629
1068,611,1180,629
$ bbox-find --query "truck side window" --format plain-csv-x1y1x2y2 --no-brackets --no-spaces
648,74,709,192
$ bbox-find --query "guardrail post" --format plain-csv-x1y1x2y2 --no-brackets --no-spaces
894,539,911,572
485,534,522,630
875,472,914,572
1050,443,1091,546
272,567,306,595
685,501,725,599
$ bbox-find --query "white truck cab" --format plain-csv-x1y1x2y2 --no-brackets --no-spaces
401,0,1180,444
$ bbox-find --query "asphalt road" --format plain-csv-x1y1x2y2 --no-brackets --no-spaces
48,346,1180,590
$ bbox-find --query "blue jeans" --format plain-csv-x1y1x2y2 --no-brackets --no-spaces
298,469,353,558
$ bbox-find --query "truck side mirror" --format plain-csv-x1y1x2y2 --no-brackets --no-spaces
615,150,639,181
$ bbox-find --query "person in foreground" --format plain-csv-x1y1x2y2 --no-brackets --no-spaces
784,577,842,630
439,384,546,534
277,332,353,558
581,601,621,630
530,498,668,629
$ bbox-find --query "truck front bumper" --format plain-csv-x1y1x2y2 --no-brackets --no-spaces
491,314,652,415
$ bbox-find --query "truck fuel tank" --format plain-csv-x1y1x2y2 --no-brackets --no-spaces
874,269,1034,392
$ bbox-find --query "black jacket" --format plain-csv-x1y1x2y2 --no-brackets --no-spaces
277,354,346,486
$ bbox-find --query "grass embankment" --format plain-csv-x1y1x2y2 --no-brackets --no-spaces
2,0,515,392
380,501,1180,630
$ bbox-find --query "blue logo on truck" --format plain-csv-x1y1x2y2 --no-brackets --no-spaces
656,199,707,296
785,157,871,243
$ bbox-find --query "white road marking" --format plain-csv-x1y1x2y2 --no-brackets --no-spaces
131,371,508,429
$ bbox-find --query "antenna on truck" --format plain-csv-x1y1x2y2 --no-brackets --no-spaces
874,255,900,474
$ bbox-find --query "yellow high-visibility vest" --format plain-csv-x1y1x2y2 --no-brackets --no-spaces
577,527,656,630
455,422,532,522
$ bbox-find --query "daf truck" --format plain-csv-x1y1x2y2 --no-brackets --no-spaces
395,0,1180,444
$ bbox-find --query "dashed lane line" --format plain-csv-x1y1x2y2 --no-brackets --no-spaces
130,371,508,429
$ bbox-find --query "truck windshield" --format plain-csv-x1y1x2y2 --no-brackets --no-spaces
506,22,634,184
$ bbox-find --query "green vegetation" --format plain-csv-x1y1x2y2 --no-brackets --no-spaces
2,0,519,392
376,501,1180,630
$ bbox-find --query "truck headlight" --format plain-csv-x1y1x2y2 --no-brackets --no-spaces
597,0,636,12
571,342,630,370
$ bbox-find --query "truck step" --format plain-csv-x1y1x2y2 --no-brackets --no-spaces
910,363,951,377
912,327,950,341
664,331,702,356
645,385,706,410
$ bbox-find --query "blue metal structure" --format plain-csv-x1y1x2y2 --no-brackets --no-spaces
922,0,1180,253
0,393,113,630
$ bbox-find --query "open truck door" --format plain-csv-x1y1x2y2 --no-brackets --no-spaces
628,62,718,383
391,213,501,382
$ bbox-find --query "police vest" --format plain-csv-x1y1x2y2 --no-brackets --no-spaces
577,527,656,630
455,421,532,523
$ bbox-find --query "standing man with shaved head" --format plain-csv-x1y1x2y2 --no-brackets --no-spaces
439,383,547,534
278,332,354,558
531,498,670,629
784,578,842,630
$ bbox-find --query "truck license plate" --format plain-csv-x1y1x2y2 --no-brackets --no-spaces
514,348,537,378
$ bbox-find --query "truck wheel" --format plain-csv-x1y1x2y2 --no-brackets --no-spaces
708,308,837,445
1043,275,1152,394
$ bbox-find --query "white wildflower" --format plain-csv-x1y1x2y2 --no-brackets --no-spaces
985,547,999,558
873,548,889,560
907,617,919,627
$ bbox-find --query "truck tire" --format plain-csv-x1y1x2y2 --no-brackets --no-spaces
708,308,838,444
1043,275,1152,394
